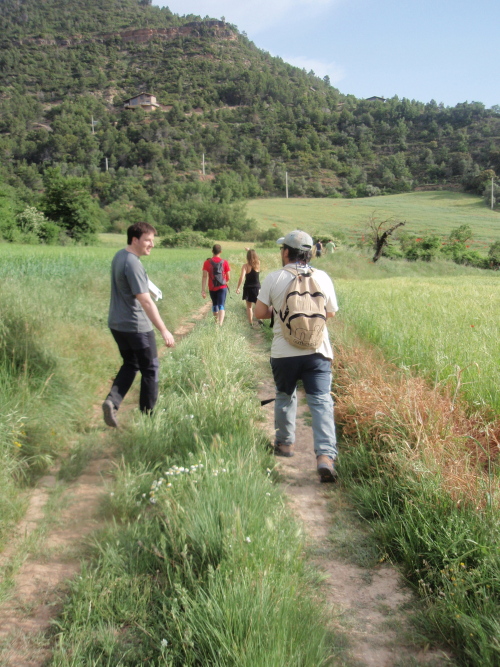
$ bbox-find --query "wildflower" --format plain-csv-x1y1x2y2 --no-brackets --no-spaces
167,483,172,488
161,639,169,648
266,492,271,496
245,536,251,543
189,415,194,419
110,492,115,497
150,498,157,505
14,441,22,448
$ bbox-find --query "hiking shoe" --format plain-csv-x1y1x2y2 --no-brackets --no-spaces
274,443,295,458
102,399,118,428
317,455,337,483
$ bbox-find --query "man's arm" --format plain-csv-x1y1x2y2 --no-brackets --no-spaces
136,292,175,347
201,269,209,299
254,299,273,320
326,311,335,319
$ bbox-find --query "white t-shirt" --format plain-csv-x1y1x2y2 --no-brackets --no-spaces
258,263,338,359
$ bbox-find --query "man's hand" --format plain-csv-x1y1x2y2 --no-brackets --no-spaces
161,329,175,347
201,290,206,299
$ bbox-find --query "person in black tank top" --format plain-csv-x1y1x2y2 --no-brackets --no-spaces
236,249,262,326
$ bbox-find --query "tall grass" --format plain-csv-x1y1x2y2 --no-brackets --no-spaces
333,329,500,666
334,272,500,413
0,243,216,547
50,316,336,666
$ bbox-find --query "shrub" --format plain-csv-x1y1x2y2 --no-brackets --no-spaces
488,241,500,269
160,230,213,248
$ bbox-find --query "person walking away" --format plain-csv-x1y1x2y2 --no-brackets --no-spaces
254,230,339,482
202,244,230,326
315,240,323,258
102,222,175,428
236,249,261,326
325,240,336,254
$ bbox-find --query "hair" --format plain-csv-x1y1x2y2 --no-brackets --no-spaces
212,244,222,255
127,222,157,245
246,249,260,271
283,244,312,264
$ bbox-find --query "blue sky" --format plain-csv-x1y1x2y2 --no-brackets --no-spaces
154,0,499,109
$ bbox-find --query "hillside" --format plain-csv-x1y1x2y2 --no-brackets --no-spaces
0,0,499,238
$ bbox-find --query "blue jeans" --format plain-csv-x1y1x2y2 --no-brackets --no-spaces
270,354,337,460
209,287,227,312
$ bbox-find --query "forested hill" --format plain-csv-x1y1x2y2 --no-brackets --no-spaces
0,0,499,240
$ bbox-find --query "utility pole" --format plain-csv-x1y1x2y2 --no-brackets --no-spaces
105,157,109,172
202,153,205,176
285,171,288,199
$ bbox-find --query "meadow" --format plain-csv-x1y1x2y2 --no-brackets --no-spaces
248,191,500,248
3,211,500,664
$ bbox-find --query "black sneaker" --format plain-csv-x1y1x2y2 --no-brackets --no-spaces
102,399,118,428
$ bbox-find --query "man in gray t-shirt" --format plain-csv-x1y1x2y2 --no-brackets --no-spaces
102,222,175,428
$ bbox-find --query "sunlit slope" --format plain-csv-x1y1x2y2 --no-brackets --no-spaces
248,192,500,246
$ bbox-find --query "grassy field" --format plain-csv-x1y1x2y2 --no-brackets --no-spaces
49,315,337,666
0,243,228,548
335,271,500,412
247,191,500,248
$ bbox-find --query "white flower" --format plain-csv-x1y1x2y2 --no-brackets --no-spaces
266,493,271,496
161,638,169,648
110,492,115,497
150,498,157,505
245,536,251,543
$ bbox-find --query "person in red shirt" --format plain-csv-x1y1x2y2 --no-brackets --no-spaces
202,244,231,325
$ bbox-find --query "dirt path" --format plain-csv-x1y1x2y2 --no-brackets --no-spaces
0,303,212,667
255,341,454,666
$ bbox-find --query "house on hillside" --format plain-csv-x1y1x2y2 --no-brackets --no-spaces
366,96,386,103
123,93,159,111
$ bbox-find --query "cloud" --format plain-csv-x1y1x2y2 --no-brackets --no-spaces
155,0,338,34
280,56,345,85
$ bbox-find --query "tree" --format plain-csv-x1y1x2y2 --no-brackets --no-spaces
41,168,101,242
366,213,406,262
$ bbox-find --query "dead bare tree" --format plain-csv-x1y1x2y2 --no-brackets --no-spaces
367,213,406,262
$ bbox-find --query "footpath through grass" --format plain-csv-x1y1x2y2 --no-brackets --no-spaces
50,315,336,666
0,243,216,549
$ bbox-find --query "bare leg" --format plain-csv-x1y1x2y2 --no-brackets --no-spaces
246,301,253,325
218,309,225,326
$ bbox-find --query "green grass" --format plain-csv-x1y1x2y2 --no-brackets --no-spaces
0,243,221,546
338,436,500,667
50,315,339,666
248,192,500,247
331,266,500,413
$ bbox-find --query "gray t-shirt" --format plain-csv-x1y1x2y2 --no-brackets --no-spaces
108,249,152,333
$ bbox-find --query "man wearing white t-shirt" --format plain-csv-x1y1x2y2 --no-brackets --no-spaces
255,230,339,482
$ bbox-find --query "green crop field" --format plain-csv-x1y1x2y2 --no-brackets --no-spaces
248,191,500,248
334,271,500,412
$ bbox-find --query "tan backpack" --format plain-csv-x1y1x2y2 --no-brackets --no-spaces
278,267,327,349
